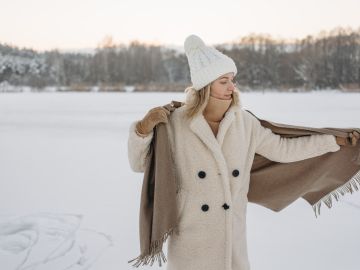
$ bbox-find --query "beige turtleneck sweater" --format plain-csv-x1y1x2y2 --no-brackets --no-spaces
203,95,232,137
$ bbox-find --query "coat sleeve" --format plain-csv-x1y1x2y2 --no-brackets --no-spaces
252,116,341,163
127,121,154,173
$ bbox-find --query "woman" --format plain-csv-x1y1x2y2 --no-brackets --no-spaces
127,35,354,270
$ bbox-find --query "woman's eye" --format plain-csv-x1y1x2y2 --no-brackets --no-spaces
220,80,236,85
221,81,235,84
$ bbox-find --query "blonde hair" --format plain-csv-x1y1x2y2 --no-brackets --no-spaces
184,83,241,119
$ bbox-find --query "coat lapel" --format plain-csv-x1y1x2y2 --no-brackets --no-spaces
189,113,221,155
189,104,241,156
216,105,240,146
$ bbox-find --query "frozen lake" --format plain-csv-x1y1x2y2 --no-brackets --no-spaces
0,91,359,270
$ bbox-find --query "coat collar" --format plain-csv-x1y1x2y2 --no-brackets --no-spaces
189,103,242,153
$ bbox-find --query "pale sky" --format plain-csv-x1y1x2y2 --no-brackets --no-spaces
1,0,359,52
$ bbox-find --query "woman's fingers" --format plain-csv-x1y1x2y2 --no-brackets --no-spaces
336,132,359,146
350,131,360,146
158,108,170,123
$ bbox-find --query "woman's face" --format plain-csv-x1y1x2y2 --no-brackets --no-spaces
210,72,236,100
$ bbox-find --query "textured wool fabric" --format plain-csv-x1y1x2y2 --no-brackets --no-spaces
184,34,237,90
127,101,183,267
203,95,232,136
127,96,359,270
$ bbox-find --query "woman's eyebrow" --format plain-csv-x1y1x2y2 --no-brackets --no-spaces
220,76,234,79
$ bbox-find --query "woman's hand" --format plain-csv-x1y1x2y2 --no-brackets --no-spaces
335,131,360,146
135,106,171,136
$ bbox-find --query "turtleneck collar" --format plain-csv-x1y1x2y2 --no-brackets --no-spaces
203,95,232,122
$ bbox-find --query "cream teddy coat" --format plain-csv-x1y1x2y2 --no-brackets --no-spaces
127,98,340,270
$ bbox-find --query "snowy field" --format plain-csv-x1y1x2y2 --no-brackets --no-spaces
0,90,360,270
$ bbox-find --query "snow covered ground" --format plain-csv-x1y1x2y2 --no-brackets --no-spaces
0,91,359,270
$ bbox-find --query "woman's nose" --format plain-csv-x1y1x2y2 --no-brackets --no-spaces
228,82,235,91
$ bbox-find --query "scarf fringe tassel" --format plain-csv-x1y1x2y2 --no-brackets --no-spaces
312,169,360,218
128,227,175,267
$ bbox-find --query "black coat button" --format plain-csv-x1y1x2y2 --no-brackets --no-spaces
198,171,206,178
232,169,240,177
201,204,209,212
222,203,230,210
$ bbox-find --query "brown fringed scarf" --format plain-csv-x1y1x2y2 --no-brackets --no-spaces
128,100,360,267
128,101,183,267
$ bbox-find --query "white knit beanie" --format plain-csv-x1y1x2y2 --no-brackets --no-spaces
184,34,237,90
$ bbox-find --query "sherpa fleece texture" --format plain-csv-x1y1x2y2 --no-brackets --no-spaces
127,103,340,270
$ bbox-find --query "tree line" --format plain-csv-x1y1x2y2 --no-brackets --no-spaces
0,26,359,91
